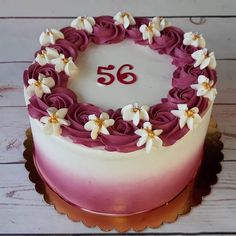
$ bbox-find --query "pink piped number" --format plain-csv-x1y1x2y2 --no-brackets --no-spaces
97,65,115,85
117,64,137,84
97,64,137,85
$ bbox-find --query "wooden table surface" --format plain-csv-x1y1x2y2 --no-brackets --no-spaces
0,0,236,234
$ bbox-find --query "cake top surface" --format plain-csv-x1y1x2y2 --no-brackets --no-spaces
23,12,217,153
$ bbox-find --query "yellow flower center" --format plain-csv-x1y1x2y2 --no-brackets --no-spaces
186,109,195,118
202,81,211,90
147,23,155,33
95,118,104,128
63,58,69,64
192,33,200,40
49,114,59,123
121,12,129,18
38,50,47,58
34,80,42,87
133,107,140,113
46,30,53,35
145,128,155,138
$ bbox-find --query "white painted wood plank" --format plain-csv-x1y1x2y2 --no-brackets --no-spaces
0,60,235,107
0,0,236,17
0,105,235,164
0,161,235,233
1,18,236,61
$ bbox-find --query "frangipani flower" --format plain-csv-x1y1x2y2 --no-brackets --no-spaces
183,32,206,48
191,48,216,70
84,112,115,140
191,75,217,101
71,16,95,33
40,107,70,136
121,103,149,126
113,11,136,29
135,122,163,153
171,104,202,130
139,17,171,44
39,28,64,46
35,47,60,66
51,54,79,77
26,73,55,98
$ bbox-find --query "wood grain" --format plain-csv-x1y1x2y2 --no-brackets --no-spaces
1,18,236,61
0,161,235,234
0,0,236,17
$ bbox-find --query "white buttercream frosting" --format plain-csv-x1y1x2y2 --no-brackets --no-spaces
39,28,64,46
191,48,216,69
135,122,163,153
71,16,95,33
121,103,149,126
113,11,136,29
171,104,202,130
191,75,217,101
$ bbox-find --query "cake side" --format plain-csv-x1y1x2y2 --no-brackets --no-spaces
31,104,212,214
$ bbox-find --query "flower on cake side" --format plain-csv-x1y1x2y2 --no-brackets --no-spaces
121,103,149,126
171,104,202,130
135,122,163,153
26,73,55,98
84,112,115,140
39,28,64,46
191,48,216,70
183,32,206,48
113,11,136,29
71,16,95,33
139,17,171,44
40,107,70,135
35,47,60,66
191,75,217,101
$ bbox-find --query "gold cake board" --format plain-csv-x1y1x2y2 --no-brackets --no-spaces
23,118,223,233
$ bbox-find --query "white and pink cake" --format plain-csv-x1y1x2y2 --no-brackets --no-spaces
23,12,217,215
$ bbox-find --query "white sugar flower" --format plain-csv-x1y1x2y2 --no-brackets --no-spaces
171,104,202,130
35,47,60,66
39,28,64,46
139,17,170,44
191,75,217,101
183,32,206,48
51,54,79,77
191,48,216,70
135,122,163,153
71,16,95,33
40,107,70,136
84,112,115,140
113,11,136,29
26,73,55,98
121,103,149,126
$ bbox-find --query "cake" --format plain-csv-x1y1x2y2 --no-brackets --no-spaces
23,12,217,215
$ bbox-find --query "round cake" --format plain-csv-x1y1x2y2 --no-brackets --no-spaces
23,12,217,215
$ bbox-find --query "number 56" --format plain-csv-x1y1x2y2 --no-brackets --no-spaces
97,64,137,85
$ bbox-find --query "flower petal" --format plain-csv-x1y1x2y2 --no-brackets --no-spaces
143,122,152,129
135,129,147,136
145,138,153,153
104,119,115,127
187,117,194,130
137,135,148,147
40,116,49,124
100,126,109,135
84,120,95,131
47,107,58,116
179,116,188,128
43,123,53,135
52,123,62,136
133,111,140,126
91,126,99,140
56,108,68,118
